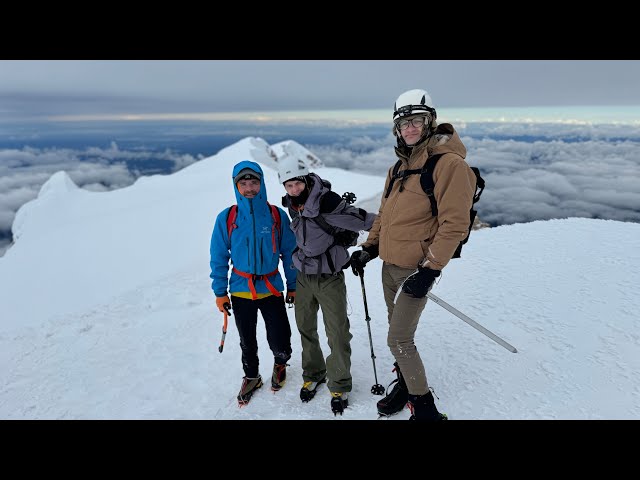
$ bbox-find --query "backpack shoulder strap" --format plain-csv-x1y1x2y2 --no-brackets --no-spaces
267,203,281,232
384,160,403,198
313,213,338,236
267,202,282,253
385,159,427,198
226,205,238,245
470,167,485,203
420,154,443,217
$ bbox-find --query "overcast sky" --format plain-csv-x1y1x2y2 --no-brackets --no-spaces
2,60,640,121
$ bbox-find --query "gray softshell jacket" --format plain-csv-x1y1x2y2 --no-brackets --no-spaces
283,172,376,275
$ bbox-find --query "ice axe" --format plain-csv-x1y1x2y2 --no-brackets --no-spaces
427,292,517,353
218,303,232,353
396,268,517,353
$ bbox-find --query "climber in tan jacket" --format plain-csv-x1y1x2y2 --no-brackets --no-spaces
350,88,477,420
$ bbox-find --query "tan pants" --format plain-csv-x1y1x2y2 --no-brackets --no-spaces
382,262,430,396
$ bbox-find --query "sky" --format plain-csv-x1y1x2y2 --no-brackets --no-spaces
1,137,639,420
2,60,640,122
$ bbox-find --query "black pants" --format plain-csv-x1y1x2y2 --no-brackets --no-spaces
231,294,292,378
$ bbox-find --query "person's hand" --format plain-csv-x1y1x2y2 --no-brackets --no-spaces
216,295,231,313
285,290,296,306
350,250,371,276
402,267,441,298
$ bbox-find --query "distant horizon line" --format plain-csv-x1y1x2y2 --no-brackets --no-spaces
42,105,640,126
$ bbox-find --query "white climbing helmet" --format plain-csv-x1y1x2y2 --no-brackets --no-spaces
277,153,310,184
392,88,436,122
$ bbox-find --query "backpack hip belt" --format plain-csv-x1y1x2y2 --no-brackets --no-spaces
232,267,282,300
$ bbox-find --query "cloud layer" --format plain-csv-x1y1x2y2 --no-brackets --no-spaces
0,143,199,255
2,120,639,257
307,123,640,226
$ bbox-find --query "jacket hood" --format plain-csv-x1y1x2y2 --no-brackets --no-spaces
300,172,331,218
232,160,269,214
427,123,467,159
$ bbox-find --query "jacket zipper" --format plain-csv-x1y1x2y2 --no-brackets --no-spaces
250,199,256,273
260,237,264,270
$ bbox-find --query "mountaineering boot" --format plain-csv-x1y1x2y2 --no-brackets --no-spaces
407,391,448,421
377,362,409,417
271,363,288,392
300,377,327,402
330,392,349,416
237,375,263,406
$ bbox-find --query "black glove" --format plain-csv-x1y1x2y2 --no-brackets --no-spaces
285,290,296,307
402,267,441,298
350,250,371,276
350,245,379,276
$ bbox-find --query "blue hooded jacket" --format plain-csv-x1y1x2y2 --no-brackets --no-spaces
209,161,297,297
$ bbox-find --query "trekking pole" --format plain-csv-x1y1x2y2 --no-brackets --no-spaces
427,292,517,353
218,303,232,353
359,271,385,395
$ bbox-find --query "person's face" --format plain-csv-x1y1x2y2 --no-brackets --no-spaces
237,178,261,198
398,115,426,146
284,179,306,197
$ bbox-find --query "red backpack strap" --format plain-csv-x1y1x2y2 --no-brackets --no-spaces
226,205,238,246
267,202,281,253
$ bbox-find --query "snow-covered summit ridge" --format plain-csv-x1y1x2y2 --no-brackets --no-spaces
0,136,377,325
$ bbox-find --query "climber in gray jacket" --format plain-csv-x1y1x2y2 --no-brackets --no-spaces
278,154,376,415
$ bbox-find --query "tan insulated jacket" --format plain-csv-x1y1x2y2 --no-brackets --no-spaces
363,123,477,270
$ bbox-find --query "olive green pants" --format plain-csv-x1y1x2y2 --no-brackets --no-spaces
295,271,353,393
382,262,431,396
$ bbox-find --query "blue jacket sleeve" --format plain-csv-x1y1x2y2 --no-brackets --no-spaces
278,207,298,291
210,210,231,297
